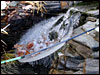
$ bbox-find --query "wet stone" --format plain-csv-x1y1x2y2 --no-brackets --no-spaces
65,57,84,70
50,70,74,74
64,43,80,58
60,59,65,65
85,58,99,74
8,1,19,7
72,26,99,49
68,40,92,58
86,10,99,16
92,51,99,59
86,17,97,22
82,20,98,37
77,62,85,68
63,70,74,74
58,56,66,65
94,31,99,42
56,63,65,70
74,71,83,74
49,69,64,74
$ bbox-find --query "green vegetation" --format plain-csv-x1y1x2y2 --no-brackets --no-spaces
76,1,99,6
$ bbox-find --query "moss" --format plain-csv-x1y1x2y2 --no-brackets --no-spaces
4,53,16,58
1,49,16,64
70,10,74,16
76,2,90,6
93,32,99,42
48,31,58,41
78,13,88,26
76,1,99,6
